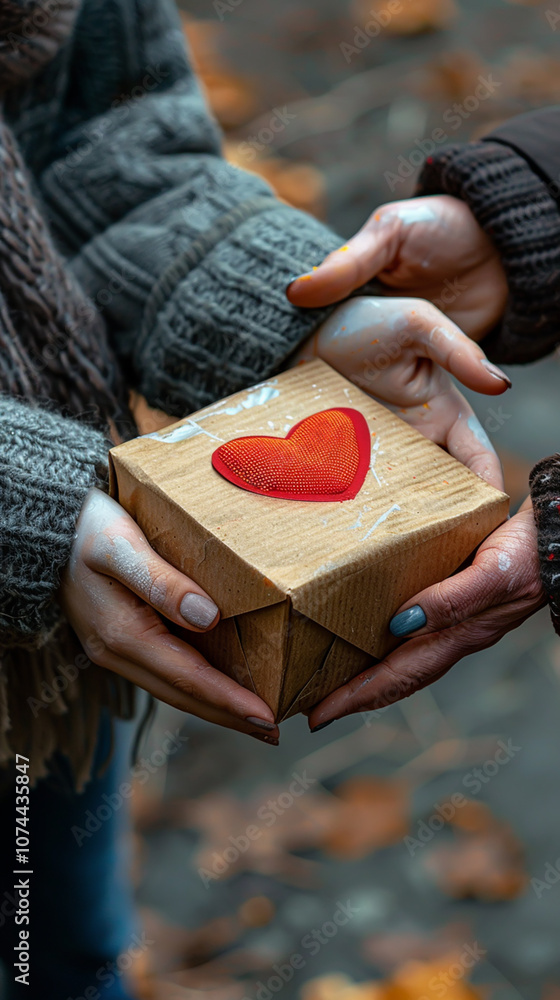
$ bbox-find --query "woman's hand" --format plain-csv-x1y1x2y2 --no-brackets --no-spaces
307,502,545,731
58,489,279,743
296,295,511,490
287,195,508,341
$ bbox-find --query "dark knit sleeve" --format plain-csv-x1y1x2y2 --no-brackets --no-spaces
417,140,560,365
0,398,110,649
38,0,341,417
529,455,560,636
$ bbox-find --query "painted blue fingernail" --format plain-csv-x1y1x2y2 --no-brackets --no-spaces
389,605,427,637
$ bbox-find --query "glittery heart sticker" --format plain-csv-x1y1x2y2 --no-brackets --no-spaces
211,407,371,502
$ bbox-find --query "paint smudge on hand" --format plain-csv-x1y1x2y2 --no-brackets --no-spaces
498,552,512,572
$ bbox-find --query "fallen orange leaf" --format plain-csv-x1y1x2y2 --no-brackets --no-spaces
301,953,483,1000
352,0,458,36
322,777,410,860
423,801,527,901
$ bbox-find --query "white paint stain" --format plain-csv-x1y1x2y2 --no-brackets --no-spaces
349,512,364,530
221,386,280,417
347,505,372,531
395,205,437,226
361,504,401,541
214,382,280,416
467,415,496,453
369,436,384,488
312,559,342,578
429,324,455,343
145,421,196,443
145,380,280,441
90,534,166,604
389,312,409,332
146,419,223,444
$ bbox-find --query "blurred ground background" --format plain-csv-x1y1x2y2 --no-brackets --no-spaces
129,2,560,997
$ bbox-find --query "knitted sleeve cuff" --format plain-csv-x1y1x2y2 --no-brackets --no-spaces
417,141,560,364
133,200,340,415
0,398,110,649
529,454,560,635
71,155,342,416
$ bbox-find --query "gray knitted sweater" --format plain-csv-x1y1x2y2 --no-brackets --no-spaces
0,0,341,656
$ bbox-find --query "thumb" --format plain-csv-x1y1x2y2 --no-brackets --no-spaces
389,508,543,640
82,491,220,632
287,211,403,308
388,560,502,640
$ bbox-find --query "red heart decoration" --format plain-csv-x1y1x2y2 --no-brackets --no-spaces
212,407,371,502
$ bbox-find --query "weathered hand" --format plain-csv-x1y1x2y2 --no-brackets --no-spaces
58,489,279,742
307,503,545,730
297,295,511,490
287,195,508,341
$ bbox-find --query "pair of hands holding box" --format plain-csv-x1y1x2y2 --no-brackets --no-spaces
59,195,544,743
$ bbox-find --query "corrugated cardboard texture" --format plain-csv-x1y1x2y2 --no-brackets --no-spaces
109,360,509,719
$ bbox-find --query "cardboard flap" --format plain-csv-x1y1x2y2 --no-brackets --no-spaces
281,635,374,721
183,615,257,694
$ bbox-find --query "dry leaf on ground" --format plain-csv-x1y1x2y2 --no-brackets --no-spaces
501,50,560,103
225,143,326,216
411,50,489,103
301,953,482,999
423,801,527,900
169,786,334,884
159,776,410,882
362,922,473,971
353,0,458,35
321,777,410,859
182,15,261,127
301,973,383,1000
238,895,276,928
133,901,278,999
382,955,483,999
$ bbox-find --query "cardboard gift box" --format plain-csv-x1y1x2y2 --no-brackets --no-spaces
108,360,508,721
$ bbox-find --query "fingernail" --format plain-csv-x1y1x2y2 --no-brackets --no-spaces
310,720,335,733
180,593,219,628
246,716,276,731
389,605,427,637
286,273,312,293
480,359,512,388
251,732,279,745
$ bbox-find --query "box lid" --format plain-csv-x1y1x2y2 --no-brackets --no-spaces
109,360,508,655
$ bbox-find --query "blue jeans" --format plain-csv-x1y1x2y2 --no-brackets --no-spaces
0,713,139,999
